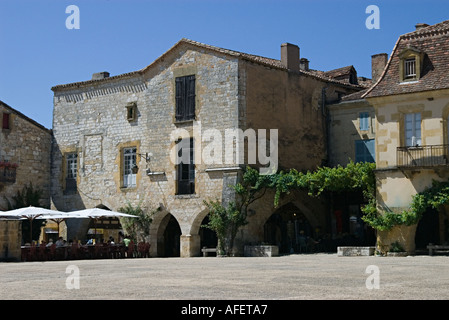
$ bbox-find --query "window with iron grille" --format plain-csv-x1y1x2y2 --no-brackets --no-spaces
404,58,416,79
176,138,195,195
175,75,196,122
123,147,137,188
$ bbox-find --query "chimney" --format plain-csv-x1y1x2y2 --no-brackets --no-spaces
92,71,110,80
281,43,300,72
371,53,388,83
415,23,429,31
300,58,309,71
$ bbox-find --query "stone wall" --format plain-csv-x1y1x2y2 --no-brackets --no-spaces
52,44,240,256
0,102,52,210
0,220,22,261
328,99,375,167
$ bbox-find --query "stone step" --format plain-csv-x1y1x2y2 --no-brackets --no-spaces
337,246,375,256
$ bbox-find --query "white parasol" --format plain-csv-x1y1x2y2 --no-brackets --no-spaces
0,206,66,242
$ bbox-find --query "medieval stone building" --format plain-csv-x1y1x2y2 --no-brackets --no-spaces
50,39,363,257
0,100,52,260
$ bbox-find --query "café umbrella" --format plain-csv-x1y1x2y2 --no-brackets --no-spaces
0,206,66,242
69,208,138,239
35,212,87,237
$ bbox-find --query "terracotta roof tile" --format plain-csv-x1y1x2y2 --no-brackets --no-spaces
364,19,449,98
52,38,364,91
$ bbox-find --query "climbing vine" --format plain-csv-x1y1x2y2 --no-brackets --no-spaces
204,162,449,251
362,180,449,231
263,161,449,231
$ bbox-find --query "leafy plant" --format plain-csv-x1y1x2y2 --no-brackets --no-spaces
390,241,405,252
203,166,275,256
119,201,156,242
4,182,46,243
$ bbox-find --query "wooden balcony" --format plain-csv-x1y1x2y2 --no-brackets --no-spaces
397,144,449,168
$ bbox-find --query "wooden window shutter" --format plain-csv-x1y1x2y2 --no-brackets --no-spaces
2,113,10,130
175,75,195,121
186,75,195,120
175,77,185,121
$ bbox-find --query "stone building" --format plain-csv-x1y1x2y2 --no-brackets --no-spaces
0,100,52,260
324,55,387,246
362,20,449,253
51,39,363,257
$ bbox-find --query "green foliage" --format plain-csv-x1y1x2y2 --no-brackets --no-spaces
362,180,449,231
274,161,376,206
202,200,245,256
119,201,155,242
204,161,449,245
390,241,405,252
4,182,46,243
5,182,45,209
203,166,274,256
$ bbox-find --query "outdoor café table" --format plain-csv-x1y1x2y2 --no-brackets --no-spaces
108,244,125,258
21,246,31,261
55,245,69,260
81,245,96,259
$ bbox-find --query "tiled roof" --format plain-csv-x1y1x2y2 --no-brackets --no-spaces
323,65,355,79
364,19,449,98
340,89,369,102
0,100,50,131
52,38,364,91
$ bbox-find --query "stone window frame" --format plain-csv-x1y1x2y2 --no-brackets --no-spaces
122,146,137,189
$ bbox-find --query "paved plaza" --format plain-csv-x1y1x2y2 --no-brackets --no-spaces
1,253,449,301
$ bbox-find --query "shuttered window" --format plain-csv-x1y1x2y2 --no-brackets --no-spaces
175,75,196,122
359,112,369,131
355,139,375,163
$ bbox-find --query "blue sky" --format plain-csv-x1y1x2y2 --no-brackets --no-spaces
1,0,449,129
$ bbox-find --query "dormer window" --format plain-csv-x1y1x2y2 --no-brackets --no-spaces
399,47,424,82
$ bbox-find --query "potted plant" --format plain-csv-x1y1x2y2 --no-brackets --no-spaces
387,241,408,257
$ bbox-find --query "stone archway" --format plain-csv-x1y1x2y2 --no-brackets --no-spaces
263,202,314,254
149,210,182,257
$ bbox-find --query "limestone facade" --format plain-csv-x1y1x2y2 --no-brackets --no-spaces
51,39,362,257
363,20,449,253
0,100,52,260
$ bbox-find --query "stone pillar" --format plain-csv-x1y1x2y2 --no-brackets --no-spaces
180,234,200,257
0,220,22,262
376,224,418,255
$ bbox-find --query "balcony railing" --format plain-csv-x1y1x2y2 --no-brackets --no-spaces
397,144,449,167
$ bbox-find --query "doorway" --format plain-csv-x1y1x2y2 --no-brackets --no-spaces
163,215,181,257
415,207,439,250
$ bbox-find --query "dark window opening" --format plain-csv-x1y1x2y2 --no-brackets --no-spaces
176,138,195,195
2,113,10,130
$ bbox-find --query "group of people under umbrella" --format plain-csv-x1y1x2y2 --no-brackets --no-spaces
0,206,140,261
